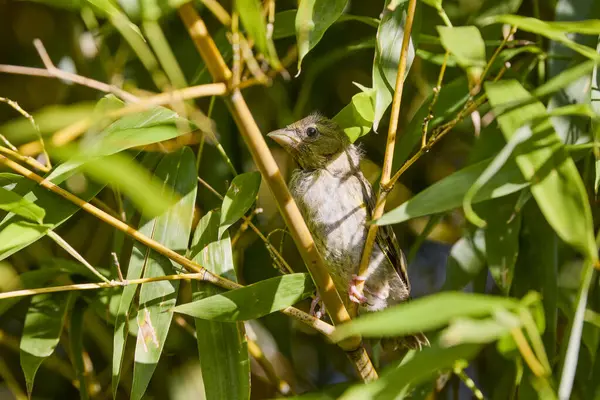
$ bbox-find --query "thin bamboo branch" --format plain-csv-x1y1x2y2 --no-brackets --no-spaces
353,0,418,313
511,327,547,377
247,337,293,396
47,230,110,283
177,3,376,380
0,154,335,339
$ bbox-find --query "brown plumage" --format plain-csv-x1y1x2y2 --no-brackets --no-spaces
268,113,428,350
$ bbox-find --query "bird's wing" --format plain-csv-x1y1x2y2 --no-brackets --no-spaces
356,171,410,290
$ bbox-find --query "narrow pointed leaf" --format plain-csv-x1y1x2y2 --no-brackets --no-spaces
219,171,261,238
20,292,74,395
339,343,481,399
236,0,280,66
69,299,90,400
333,88,376,143
0,187,45,223
485,79,597,261
438,26,486,87
331,292,518,342
372,0,416,131
173,273,315,322
190,211,250,400
295,0,349,72
131,147,197,400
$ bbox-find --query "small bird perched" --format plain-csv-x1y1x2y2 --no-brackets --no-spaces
268,113,428,350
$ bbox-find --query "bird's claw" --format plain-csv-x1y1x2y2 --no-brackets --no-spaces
310,295,326,319
349,274,368,305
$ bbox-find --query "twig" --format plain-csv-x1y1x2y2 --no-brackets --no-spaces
511,327,547,377
422,52,449,147
48,230,111,284
453,363,484,400
178,3,376,380
247,337,293,396
0,144,49,173
353,0,418,313
0,154,335,339
201,0,231,26
31,39,139,103
231,207,263,246
0,97,50,169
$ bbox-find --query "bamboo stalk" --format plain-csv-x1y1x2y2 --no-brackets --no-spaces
176,2,376,380
353,0,418,315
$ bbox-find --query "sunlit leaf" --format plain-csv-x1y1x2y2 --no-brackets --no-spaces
485,79,597,261
547,0,600,144
173,273,315,321
331,292,519,342
131,147,197,400
442,229,486,290
438,26,486,88
339,343,481,399
274,9,377,40
0,267,64,317
372,0,416,131
296,0,348,72
219,171,261,238
0,187,45,223
190,211,250,400
480,15,600,60
20,293,74,395
333,88,375,142
237,0,280,66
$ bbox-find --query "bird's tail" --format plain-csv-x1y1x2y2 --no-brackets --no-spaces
381,332,430,352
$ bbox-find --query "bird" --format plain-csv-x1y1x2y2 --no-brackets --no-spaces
267,113,428,350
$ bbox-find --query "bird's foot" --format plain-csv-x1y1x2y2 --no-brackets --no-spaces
310,294,326,319
348,274,368,305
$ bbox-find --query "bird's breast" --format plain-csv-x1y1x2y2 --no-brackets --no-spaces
290,170,368,268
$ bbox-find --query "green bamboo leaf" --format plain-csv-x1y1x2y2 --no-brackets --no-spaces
485,79,597,262
0,95,191,262
20,293,75,396
480,15,600,60
481,195,522,294
339,343,481,399
190,210,250,400
274,9,377,40
111,156,160,397
418,0,442,11
295,0,348,73
332,88,376,143
331,292,519,342
130,147,197,400
442,229,486,291
0,187,45,223
559,259,596,400
69,299,89,400
173,273,315,321
219,171,261,238
547,0,600,144
236,0,280,66
592,39,600,195
372,0,417,131
440,312,520,347
52,147,179,219
512,202,557,362
438,26,486,88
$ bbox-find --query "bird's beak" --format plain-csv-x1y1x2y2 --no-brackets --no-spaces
267,129,299,149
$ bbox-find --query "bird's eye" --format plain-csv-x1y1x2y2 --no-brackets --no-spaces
306,127,318,138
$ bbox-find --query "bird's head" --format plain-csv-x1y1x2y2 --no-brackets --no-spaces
267,113,349,170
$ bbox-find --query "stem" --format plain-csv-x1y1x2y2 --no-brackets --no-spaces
353,0,418,314
511,328,546,377
247,337,294,396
